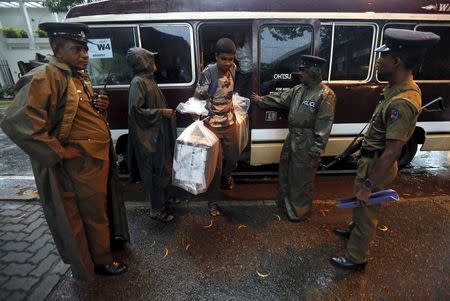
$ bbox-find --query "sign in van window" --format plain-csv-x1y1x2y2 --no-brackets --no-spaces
88,39,113,59
87,26,139,86
259,24,313,94
140,24,193,84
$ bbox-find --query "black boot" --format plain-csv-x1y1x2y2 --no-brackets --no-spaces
95,261,128,276
330,256,367,271
221,176,234,190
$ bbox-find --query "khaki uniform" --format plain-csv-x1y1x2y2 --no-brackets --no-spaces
259,82,336,218
1,57,129,280
347,74,421,263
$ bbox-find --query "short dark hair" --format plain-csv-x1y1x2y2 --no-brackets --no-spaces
392,49,425,72
49,36,70,51
215,38,236,55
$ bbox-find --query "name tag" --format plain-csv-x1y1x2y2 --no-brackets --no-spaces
301,100,316,108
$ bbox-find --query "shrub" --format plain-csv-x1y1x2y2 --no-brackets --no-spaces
1,27,28,38
0,85,15,98
34,29,48,38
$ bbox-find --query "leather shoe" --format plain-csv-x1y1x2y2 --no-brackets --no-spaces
333,227,351,239
95,261,128,276
330,256,366,271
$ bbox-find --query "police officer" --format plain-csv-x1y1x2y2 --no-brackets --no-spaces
251,55,336,221
330,29,440,270
1,22,129,279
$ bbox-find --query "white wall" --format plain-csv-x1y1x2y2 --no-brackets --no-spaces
0,7,66,84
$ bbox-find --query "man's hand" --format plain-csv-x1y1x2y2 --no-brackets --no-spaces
94,94,109,111
355,187,371,206
160,108,175,118
62,146,83,159
250,92,261,103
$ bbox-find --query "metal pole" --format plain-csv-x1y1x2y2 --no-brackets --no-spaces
19,0,36,49
53,12,59,22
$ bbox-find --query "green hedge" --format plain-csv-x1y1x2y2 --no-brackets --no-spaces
2,27,28,38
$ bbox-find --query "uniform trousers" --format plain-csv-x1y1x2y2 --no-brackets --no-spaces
63,156,112,266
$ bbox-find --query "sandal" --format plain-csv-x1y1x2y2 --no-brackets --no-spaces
208,203,221,217
150,211,175,223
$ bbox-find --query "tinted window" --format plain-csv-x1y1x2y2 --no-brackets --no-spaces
259,24,313,94
319,25,332,80
87,26,139,86
331,25,374,80
140,25,193,84
415,25,450,80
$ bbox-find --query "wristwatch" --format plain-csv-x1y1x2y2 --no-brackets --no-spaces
363,178,374,190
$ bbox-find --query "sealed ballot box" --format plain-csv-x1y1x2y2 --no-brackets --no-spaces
172,120,220,195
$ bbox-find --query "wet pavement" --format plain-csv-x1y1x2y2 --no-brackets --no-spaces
47,198,449,301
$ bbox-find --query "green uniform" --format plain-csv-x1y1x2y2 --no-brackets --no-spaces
0,57,129,280
259,82,336,218
347,73,421,263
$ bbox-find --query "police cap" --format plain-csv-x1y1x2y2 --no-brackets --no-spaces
298,55,327,69
375,28,440,53
39,22,89,44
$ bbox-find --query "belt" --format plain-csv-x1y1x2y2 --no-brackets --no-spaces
360,149,382,158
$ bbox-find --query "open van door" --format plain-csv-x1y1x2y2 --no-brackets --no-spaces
250,19,321,165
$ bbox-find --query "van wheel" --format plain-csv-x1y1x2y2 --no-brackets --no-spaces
398,135,418,169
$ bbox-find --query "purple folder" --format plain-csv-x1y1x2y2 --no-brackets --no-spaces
337,189,399,209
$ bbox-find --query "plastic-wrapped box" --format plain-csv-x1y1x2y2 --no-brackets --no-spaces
172,120,220,195
233,93,250,153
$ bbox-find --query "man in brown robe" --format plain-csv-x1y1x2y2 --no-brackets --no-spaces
1,22,129,280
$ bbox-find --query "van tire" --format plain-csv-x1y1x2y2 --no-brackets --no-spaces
398,135,418,169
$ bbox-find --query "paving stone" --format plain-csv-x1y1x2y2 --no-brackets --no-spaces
0,203,24,210
0,232,28,242
0,215,27,225
6,290,26,301
1,241,30,252
28,243,56,264
1,223,26,233
26,234,52,253
17,204,36,211
23,217,44,234
0,210,22,217
50,260,69,276
30,254,58,278
1,251,33,263
2,263,35,276
27,274,61,301
22,210,42,225
0,274,9,286
24,225,47,243
2,276,39,291
0,289,10,301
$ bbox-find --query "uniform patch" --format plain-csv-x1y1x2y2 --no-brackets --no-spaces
387,108,400,124
301,99,316,108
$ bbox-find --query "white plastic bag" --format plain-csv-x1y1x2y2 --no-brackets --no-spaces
176,97,208,116
172,120,220,195
232,93,250,114
232,93,250,153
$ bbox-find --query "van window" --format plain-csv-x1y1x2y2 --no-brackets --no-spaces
415,25,450,80
330,25,375,81
87,26,139,86
140,24,193,84
259,24,313,94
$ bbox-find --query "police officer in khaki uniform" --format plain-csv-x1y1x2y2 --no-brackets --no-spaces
251,55,336,221
1,22,128,279
330,29,440,270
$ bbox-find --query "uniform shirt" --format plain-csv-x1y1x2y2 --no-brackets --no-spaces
195,65,236,128
363,74,421,151
68,75,110,160
259,82,336,154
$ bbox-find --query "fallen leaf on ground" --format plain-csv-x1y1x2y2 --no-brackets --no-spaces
14,213,27,219
256,270,270,278
162,247,169,258
378,225,388,231
237,224,247,230
320,209,330,216
273,214,281,221
203,220,214,229
149,240,155,247
185,244,191,251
